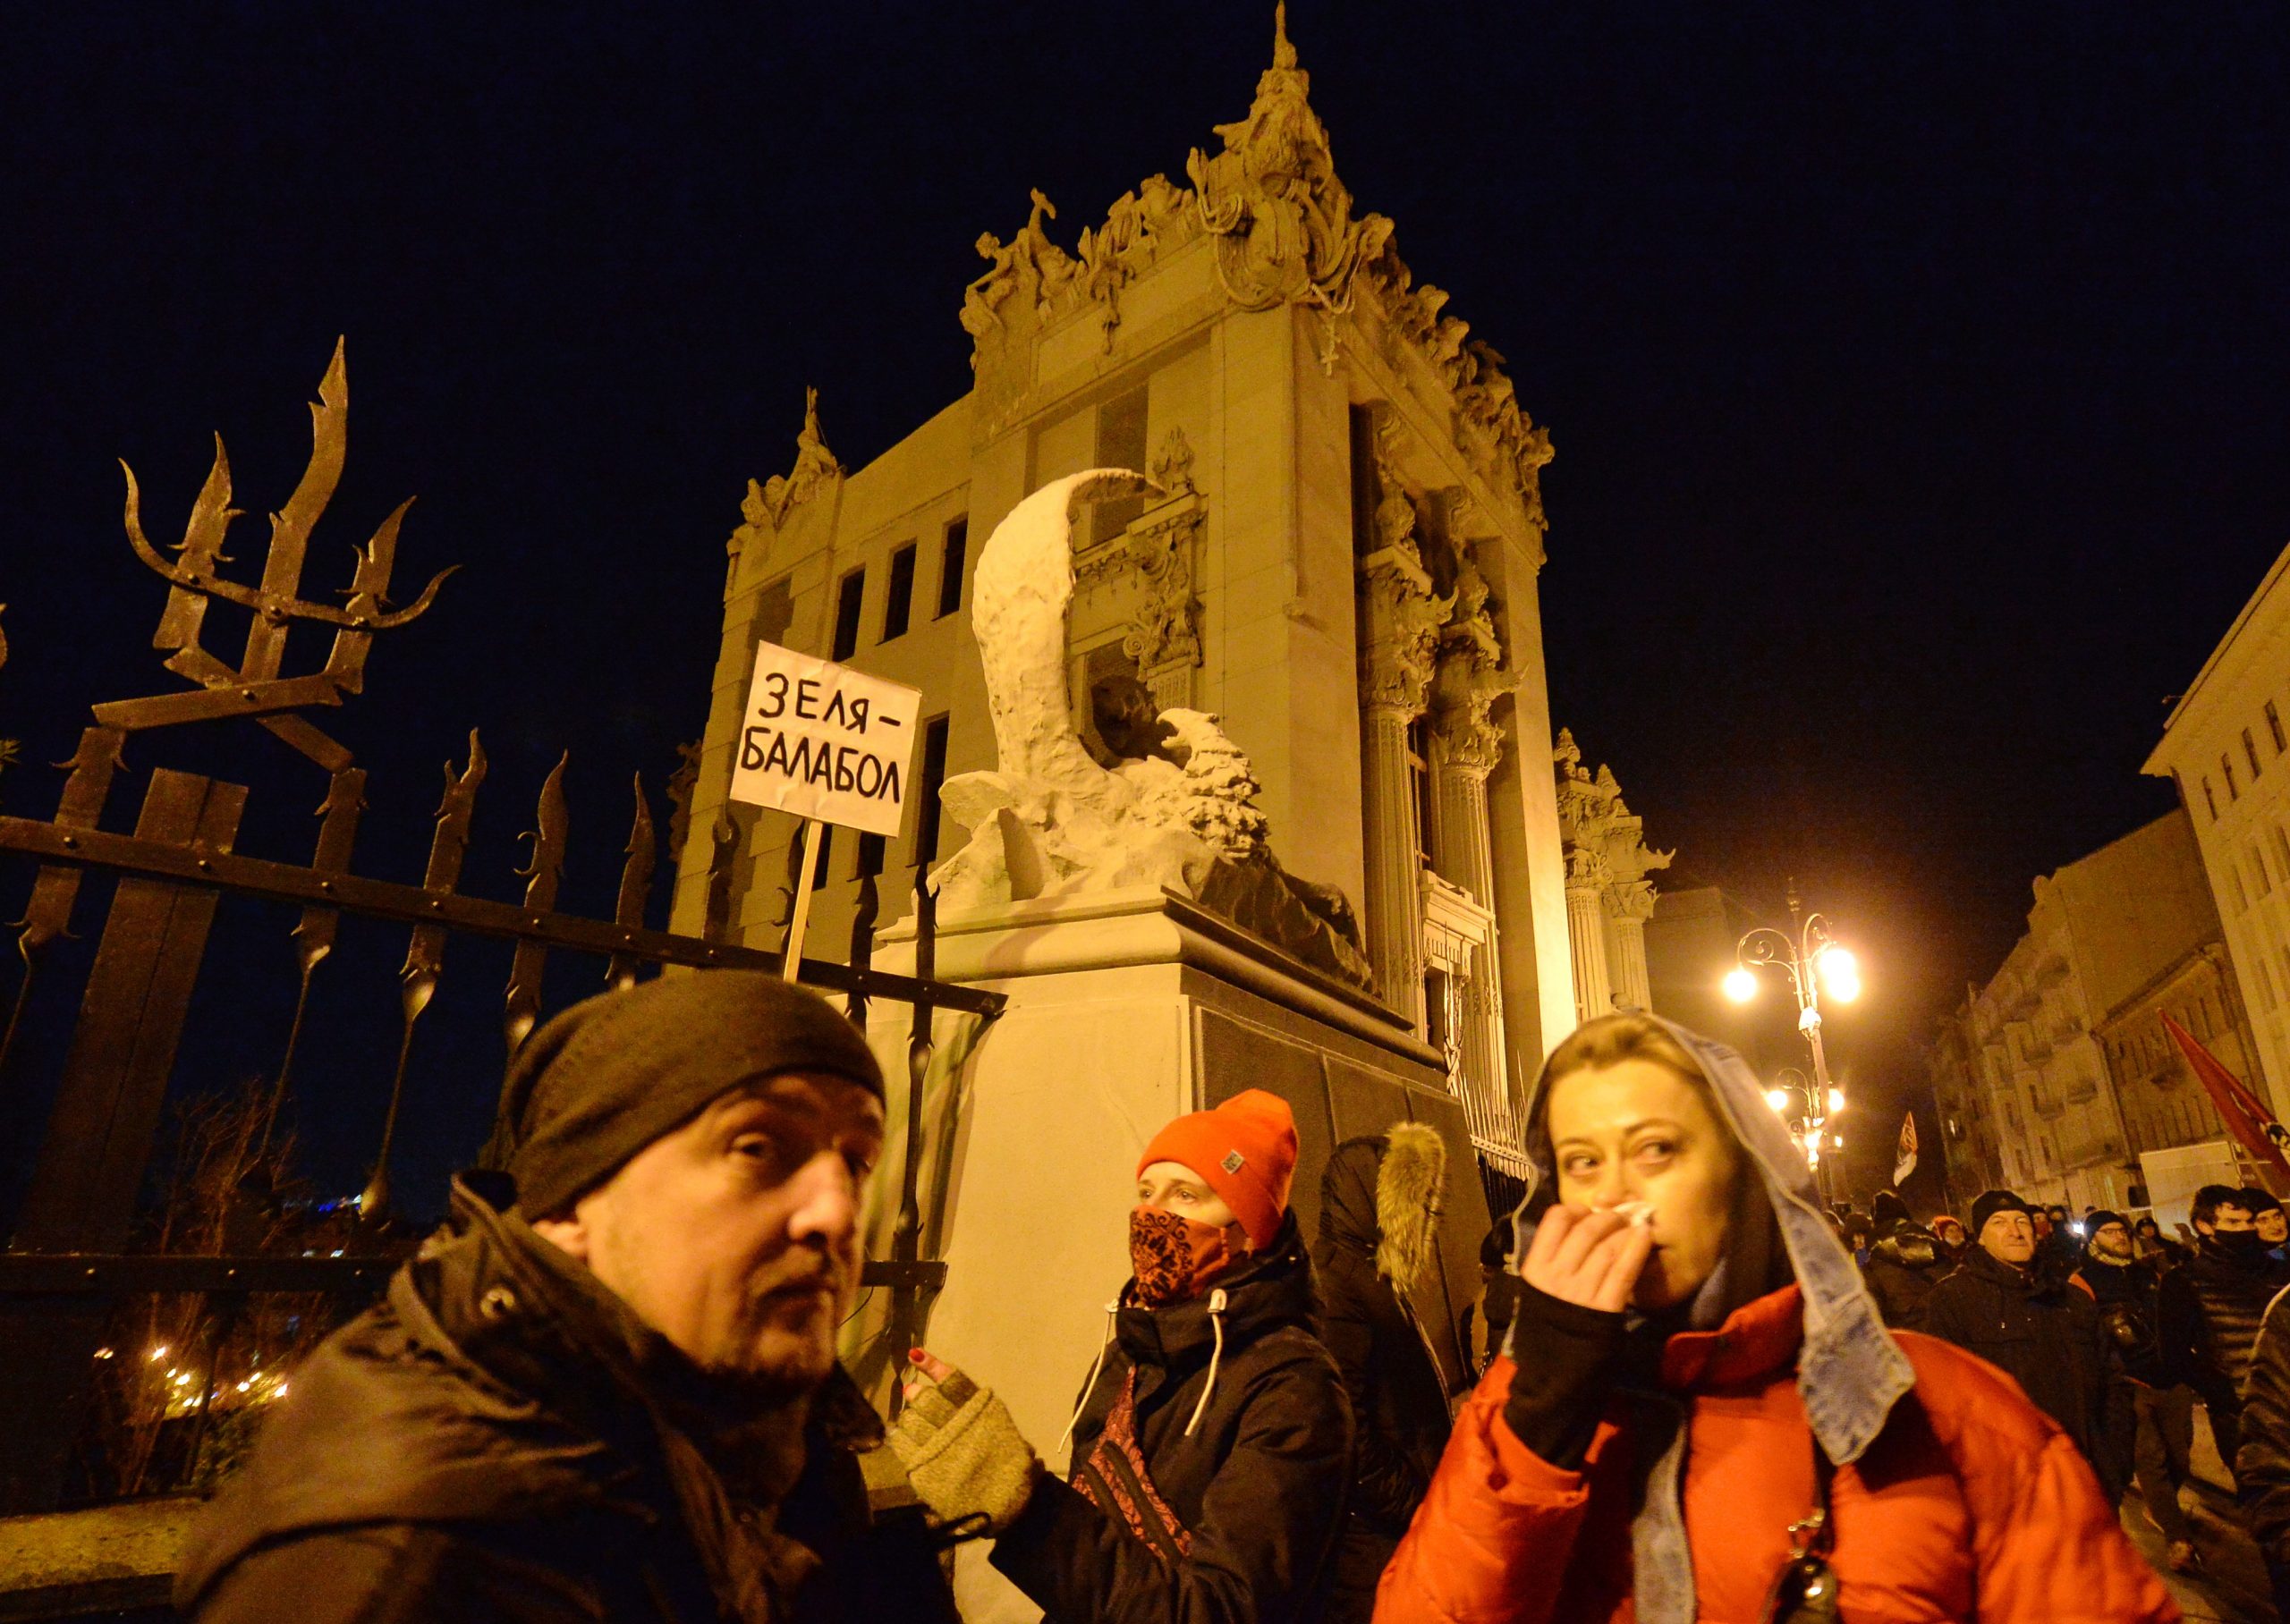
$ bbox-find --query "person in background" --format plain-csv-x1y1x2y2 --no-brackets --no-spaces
2133,1214,2183,1271
1921,1190,2116,1496
1861,1188,1945,1331
2229,1285,2290,1620
910,1089,1353,1624
1460,1214,1521,1378
174,972,959,1624
2074,1211,2200,1574
1844,1210,1874,1268
1373,1015,2173,1624
1312,1124,1455,1624
1930,1212,1971,1267
2243,1187,2290,1278
2159,1183,2275,1481
2035,1204,2083,1281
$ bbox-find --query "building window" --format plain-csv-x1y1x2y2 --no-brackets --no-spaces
2225,754,2240,799
914,714,951,867
2232,865,2251,914
882,543,917,642
1093,386,1151,543
830,569,866,661
937,518,969,619
2205,777,2221,821
2271,701,2288,755
2273,825,2290,885
2249,729,2266,781
2254,847,2275,899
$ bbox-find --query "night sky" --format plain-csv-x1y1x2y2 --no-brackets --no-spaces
4,4,2286,1210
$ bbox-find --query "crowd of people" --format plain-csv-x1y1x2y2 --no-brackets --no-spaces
172,977,2246,1620
1846,1164,2290,1619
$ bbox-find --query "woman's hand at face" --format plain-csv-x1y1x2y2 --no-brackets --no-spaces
1521,1205,1656,1313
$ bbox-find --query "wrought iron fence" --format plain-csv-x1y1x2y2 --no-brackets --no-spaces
0,342,999,1515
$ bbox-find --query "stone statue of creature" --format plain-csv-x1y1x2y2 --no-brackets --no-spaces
932,470,1371,989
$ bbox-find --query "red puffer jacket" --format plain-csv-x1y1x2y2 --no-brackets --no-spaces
1373,1284,2176,1624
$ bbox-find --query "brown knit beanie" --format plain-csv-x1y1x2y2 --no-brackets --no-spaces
500,970,883,1219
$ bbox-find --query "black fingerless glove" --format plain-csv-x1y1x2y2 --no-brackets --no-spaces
1501,1280,1626,1470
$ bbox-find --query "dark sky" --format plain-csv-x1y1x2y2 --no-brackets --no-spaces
4,3,2286,1209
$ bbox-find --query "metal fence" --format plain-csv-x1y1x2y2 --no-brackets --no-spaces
0,343,999,1514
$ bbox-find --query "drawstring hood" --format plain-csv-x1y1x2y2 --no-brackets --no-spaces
1058,1299,1124,1456
1184,1289,1230,1436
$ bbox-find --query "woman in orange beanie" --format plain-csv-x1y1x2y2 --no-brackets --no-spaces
905,1088,1355,1624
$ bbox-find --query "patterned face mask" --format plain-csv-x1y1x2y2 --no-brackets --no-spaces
1127,1205,1248,1307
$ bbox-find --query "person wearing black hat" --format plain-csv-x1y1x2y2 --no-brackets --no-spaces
2074,1210,2198,1572
1921,1189,2116,1495
175,972,966,1624
1859,1188,1945,1331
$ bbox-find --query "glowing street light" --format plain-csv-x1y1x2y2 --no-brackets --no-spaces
1721,878,1862,1201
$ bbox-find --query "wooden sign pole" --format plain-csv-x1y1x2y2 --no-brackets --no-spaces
780,816,823,983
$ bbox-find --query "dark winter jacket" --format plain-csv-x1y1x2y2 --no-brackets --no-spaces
1860,1221,1945,1331
990,1210,1353,1624
175,1177,954,1624
2159,1234,2280,1414
2232,1283,2290,1564
1310,1128,1454,1624
2073,1250,2168,1389
1920,1244,2112,1482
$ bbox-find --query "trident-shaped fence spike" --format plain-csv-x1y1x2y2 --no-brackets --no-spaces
503,753,570,1061
605,774,657,991
362,732,487,1218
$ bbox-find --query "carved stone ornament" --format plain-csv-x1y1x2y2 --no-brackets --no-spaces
1149,424,1198,495
1121,503,1205,674
933,469,1372,988
1185,4,1395,328
1358,420,1452,713
727,387,842,564
1551,726,1674,901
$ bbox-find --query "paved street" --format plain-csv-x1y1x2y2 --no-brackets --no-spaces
2121,1407,2278,1624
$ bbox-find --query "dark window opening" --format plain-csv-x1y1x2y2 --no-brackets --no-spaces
1406,716,1436,870
915,715,952,867
1092,385,1150,543
938,518,969,618
883,544,917,642
2224,754,2240,800
2269,701,2287,755
2247,728,2265,780
2204,776,2221,821
830,569,866,661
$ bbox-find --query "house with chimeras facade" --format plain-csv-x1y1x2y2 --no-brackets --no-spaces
674,8,1581,1185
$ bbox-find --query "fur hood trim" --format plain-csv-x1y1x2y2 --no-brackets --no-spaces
1375,1122,1446,1294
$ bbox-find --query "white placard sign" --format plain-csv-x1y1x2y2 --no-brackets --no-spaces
727,641,923,839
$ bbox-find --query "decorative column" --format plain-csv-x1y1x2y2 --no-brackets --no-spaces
1605,881,1657,1012
1554,730,1616,1023
1357,480,1449,1032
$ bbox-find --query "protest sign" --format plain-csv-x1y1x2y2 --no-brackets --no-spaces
728,641,923,838
727,641,923,977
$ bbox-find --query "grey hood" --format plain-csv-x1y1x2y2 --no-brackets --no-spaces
1505,1017,1915,1624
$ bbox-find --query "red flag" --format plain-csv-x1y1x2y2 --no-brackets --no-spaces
2164,1013,2290,1179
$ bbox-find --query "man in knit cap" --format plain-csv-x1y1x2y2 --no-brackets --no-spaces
899,1087,1354,1624
177,971,959,1624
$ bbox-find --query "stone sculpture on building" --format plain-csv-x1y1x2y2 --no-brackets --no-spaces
932,469,1374,990
726,387,842,573
1553,728,1673,1019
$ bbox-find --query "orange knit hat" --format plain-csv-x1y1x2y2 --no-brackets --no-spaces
1137,1088,1299,1249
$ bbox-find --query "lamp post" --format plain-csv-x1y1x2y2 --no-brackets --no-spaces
1762,1066,1846,1205
1723,878,1861,1206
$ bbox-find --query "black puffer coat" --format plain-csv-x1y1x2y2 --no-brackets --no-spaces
1920,1244,2114,1489
175,1177,954,1624
1311,1128,1454,1624
1861,1221,1946,1330
2159,1235,2280,1415
2231,1284,2290,1565
989,1210,1353,1624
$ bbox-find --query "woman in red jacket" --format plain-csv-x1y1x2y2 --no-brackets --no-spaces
1374,1013,2176,1624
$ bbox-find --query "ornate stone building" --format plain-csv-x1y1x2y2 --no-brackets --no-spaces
1925,811,2262,1212
2145,538,2290,1115
674,11,1576,1177
1551,729,1672,1020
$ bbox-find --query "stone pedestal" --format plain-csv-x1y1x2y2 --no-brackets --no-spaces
863,886,1489,1622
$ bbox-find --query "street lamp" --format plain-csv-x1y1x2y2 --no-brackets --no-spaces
1763,1066,1845,1202
1722,878,1861,1203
